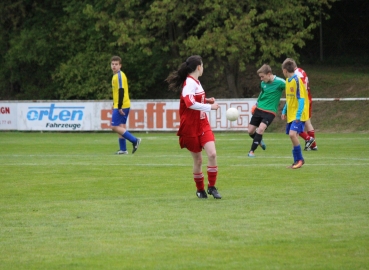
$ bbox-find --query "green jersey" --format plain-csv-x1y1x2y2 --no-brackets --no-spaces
256,75,285,114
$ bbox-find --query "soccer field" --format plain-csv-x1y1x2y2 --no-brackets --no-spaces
0,132,368,269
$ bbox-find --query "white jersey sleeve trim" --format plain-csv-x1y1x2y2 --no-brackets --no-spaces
189,102,211,112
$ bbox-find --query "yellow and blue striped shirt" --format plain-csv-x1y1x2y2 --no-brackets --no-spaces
112,70,130,109
285,75,309,123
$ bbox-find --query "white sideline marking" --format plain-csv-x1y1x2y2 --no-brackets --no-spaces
0,163,367,167
1,154,369,162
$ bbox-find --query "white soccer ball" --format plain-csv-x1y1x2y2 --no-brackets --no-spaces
226,107,239,121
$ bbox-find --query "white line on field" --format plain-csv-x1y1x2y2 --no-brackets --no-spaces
0,163,368,167
1,155,369,162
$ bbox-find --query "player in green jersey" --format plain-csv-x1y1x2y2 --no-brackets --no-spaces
247,64,285,157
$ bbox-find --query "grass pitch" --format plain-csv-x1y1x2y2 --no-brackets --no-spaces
0,132,368,269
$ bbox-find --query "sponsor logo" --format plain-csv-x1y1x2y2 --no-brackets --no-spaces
26,103,84,130
0,107,10,114
27,104,84,121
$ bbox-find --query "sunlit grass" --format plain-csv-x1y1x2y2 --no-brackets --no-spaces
0,132,368,270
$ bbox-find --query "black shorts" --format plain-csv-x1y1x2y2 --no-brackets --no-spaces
249,108,275,127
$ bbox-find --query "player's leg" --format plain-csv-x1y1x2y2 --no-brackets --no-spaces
183,136,207,199
288,121,305,169
248,112,262,157
190,150,207,199
247,123,257,157
304,119,316,149
111,109,141,154
116,109,130,154
298,102,314,149
202,133,221,199
111,109,128,154
305,101,317,150
249,112,274,156
248,123,257,137
302,118,315,150
116,124,128,154
305,119,317,150
252,122,267,151
257,112,275,151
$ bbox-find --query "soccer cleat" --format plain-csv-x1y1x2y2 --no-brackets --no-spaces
304,137,315,150
260,140,266,150
286,160,305,169
291,160,304,169
248,151,255,157
311,146,318,151
132,138,141,154
207,186,222,199
196,190,208,199
116,150,128,155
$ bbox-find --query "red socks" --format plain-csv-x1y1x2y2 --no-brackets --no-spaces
193,166,218,190
207,166,218,187
299,131,309,141
193,173,204,191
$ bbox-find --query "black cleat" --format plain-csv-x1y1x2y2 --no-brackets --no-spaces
207,186,222,199
132,138,141,154
304,137,315,150
196,190,208,199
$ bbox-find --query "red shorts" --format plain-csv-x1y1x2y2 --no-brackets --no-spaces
309,100,312,118
179,130,215,153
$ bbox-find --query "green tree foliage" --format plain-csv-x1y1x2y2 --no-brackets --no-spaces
0,0,335,100
83,0,172,99
0,1,67,99
52,1,113,100
176,0,336,96
86,0,336,97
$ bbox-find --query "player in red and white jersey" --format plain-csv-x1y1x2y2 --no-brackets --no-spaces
166,55,222,199
177,75,211,138
293,61,318,150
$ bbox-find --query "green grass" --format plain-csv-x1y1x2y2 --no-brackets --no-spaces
0,132,368,269
266,100,369,133
305,65,369,98
271,64,369,99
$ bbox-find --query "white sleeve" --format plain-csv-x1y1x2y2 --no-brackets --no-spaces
189,102,211,112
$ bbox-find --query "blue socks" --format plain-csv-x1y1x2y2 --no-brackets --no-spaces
292,145,303,163
119,138,127,151
122,131,137,144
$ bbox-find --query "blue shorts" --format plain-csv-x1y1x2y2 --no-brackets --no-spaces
111,108,130,126
286,121,305,134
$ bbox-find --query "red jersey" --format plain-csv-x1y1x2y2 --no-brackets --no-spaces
177,76,212,137
294,67,312,102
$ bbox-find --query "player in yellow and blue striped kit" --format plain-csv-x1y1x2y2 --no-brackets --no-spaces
281,58,310,169
110,56,141,154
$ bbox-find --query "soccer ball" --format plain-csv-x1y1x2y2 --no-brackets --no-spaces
226,107,239,121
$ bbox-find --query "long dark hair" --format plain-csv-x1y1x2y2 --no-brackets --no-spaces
166,55,202,91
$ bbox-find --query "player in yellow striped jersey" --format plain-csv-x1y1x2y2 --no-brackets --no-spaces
110,56,141,154
281,58,309,169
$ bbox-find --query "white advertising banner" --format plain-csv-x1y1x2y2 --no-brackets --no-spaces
17,102,96,131
99,99,256,131
3,99,257,131
0,103,17,130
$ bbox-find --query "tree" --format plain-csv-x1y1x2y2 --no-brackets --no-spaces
0,1,67,99
0,0,336,100
88,0,336,97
